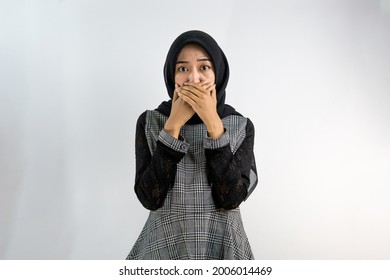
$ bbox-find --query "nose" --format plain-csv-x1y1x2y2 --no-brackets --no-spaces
187,68,201,83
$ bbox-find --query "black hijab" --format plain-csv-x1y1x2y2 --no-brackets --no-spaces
156,30,240,124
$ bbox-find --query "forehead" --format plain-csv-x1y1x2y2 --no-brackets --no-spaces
177,44,210,59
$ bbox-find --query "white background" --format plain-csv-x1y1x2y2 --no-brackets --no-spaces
1,0,389,259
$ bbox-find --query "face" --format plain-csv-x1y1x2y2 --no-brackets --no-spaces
174,44,215,87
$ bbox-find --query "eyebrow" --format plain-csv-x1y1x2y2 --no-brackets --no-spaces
176,58,212,64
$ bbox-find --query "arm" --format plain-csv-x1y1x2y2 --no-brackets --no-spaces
134,112,188,210
205,119,257,210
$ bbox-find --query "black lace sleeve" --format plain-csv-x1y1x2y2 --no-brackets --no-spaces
205,119,257,210
133,112,185,210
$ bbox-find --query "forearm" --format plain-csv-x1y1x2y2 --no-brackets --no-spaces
204,114,224,139
205,144,248,210
205,119,256,210
135,141,184,210
134,113,188,210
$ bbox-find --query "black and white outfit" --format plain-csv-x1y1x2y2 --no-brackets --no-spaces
126,31,258,260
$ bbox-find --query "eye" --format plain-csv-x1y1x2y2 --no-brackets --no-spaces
200,65,211,71
177,66,188,72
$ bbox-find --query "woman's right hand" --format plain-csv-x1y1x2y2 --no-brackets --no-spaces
164,83,195,139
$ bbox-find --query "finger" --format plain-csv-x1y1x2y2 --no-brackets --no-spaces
199,82,214,96
182,83,212,97
200,82,215,93
181,85,203,98
179,89,199,103
205,83,214,91
184,81,209,90
210,84,217,99
178,91,197,108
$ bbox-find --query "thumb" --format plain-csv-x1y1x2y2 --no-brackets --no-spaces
173,90,178,102
173,84,180,101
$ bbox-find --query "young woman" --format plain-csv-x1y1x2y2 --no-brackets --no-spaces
126,30,258,260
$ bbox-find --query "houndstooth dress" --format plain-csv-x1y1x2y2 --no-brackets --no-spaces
127,110,257,260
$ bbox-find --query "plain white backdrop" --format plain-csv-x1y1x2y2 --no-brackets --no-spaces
1,0,390,259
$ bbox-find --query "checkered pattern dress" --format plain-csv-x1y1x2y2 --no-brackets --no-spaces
127,110,257,260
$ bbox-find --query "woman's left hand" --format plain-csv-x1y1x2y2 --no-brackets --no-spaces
178,82,224,139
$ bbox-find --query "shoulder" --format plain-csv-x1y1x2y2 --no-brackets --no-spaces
222,114,253,130
136,110,168,135
136,111,148,129
137,110,148,122
246,118,254,132
242,117,255,139
136,110,164,125
225,114,255,138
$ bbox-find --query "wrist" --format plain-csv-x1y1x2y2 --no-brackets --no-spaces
206,119,224,139
164,119,182,139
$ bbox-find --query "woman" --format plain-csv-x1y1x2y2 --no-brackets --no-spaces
126,30,258,260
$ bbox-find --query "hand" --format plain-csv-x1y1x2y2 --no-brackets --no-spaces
164,83,195,138
178,82,224,139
